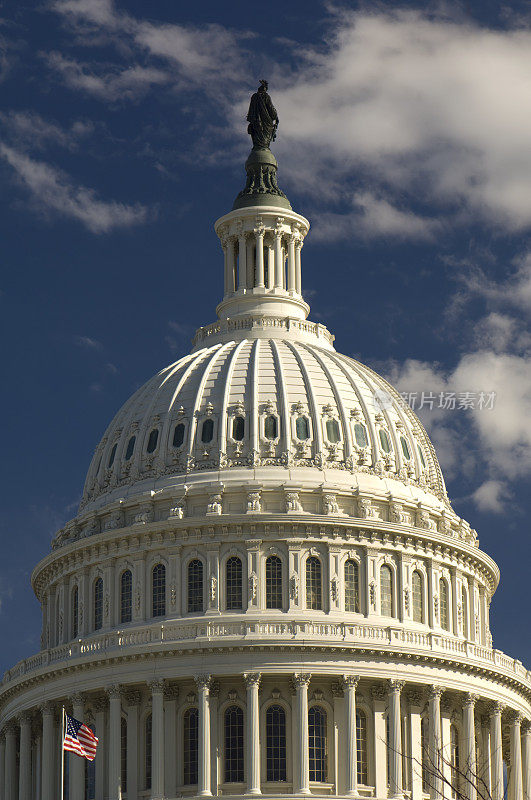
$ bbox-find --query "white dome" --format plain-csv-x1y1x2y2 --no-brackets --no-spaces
81,337,447,514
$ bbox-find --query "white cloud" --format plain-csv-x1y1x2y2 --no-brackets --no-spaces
471,480,512,513
0,110,94,151
74,335,102,349
386,348,531,511
0,143,150,233
44,52,170,102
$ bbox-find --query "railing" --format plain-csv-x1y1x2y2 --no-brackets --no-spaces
3,618,530,688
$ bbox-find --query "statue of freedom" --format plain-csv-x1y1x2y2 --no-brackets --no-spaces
246,80,279,149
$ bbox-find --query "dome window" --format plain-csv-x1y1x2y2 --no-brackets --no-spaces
400,436,411,460
265,415,278,440
232,416,245,441
108,443,117,468
201,418,214,444
354,422,368,448
417,444,426,468
378,429,391,453
296,416,310,441
147,429,159,453
173,423,185,448
326,419,340,443
125,436,136,461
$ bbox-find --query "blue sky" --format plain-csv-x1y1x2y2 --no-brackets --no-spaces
1,0,531,674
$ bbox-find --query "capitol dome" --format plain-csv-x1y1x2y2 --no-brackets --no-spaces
0,86,530,800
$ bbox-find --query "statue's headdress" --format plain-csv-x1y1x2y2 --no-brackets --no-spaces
259,79,268,90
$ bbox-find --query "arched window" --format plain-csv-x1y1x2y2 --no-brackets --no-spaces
440,579,449,630
224,706,244,783
71,586,78,639
108,443,117,468
326,418,340,443
306,556,322,610
93,577,103,631
145,714,152,790
232,416,245,441
147,429,159,453
265,415,278,440
356,710,368,785
308,706,327,782
152,564,166,618
461,586,468,637
120,570,132,624
380,565,393,617
417,444,426,468
266,555,283,610
121,716,127,793
188,559,204,613
296,416,310,440
183,708,199,785
266,705,287,782
344,560,360,613
201,418,214,443
125,435,136,460
173,423,185,448
354,422,368,448
400,436,411,460
379,429,392,453
412,571,423,623
226,557,243,610
450,724,460,799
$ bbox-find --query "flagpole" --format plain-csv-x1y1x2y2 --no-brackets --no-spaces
60,706,65,800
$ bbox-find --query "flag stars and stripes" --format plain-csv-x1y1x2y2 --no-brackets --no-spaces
63,713,98,761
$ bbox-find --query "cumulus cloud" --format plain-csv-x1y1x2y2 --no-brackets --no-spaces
386,347,531,512
471,480,513,513
0,143,150,233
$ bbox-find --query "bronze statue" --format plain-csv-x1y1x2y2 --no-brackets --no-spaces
247,80,279,149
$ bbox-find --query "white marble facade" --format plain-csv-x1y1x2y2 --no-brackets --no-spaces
0,159,530,800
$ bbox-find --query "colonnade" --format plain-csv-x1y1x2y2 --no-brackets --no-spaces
1,676,530,800
221,228,303,297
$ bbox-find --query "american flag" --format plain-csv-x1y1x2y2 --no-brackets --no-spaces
63,713,99,761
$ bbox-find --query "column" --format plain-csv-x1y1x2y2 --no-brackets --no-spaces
246,238,255,289
490,702,504,800
227,238,236,294
255,225,265,288
463,693,478,800
287,234,296,292
479,586,486,646
295,239,302,294
70,694,85,800
222,238,229,296
41,703,56,800
150,680,165,799
480,715,492,796
107,685,122,800
125,691,140,800
195,675,212,797
4,722,17,800
18,712,32,800
509,713,523,800
408,690,424,800
244,673,261,795
343,676,360,796
238,233,247,291
293,674,311,795
522,721,531,800
274,226,284,288
94,697,107,800
388,680,405,798
450,567,459,635
164,684,179,798
428,687,443,800
0,731,5,800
